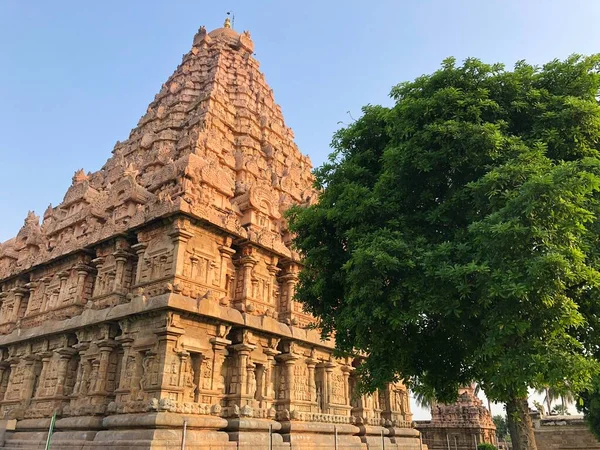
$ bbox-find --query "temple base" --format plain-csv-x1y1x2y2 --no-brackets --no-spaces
279,420,364,449
0,415,425,449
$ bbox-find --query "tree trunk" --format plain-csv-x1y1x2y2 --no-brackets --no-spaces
506,396,538,450
545,388,551,415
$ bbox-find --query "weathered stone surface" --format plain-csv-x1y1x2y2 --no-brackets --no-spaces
416,385,495,450
0,19,423,449
533,414,600,450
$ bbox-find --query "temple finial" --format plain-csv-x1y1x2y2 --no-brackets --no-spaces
224,17,231,28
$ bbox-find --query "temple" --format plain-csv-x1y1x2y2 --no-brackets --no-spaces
416,386,496,450
0,20,423,449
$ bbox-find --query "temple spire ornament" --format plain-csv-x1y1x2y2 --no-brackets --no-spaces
224,16,231,28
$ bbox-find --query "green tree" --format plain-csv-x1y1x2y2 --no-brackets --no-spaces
478,444,497,450
493,415,509,441
578,377,600,438
288,55,600,450
551,404,570,415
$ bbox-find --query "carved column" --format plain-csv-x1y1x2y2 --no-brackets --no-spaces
23,354,42,400
113,250,131,292
11,288,27,323
266,263,280,306
278,263,299,320
131,243,148,285
263,343,280,403
177,350,190,394
0,361,9,401
91,257,105,297
154,318,185,395
57,271,69,304
341,363,352,407
71,342,89,397
210,335,231,395
240,255,257,304
33,352,53,398
306,353,318,405
23,281,38,317
54,348,77,397
277,348,299,410
325,358,336,414
232,343,254,397
115,335,134,397
92,341,116,394
0,292,8,323
168,225,194,277
3,360,19,401
74,263,93,305
218,244,236,292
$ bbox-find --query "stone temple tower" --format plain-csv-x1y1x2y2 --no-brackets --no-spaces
416,386,496,450
0,20,423,449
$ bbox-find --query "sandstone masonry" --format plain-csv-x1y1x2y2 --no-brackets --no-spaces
416,386,496,450
0,20,423,449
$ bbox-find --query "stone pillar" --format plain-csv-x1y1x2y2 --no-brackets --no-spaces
154,319,185,396
23,355,42,400
231,343,254,397
71,343,90,396
218,244,236,291
307,354,318,405
11,288,27,322
276,349,299,411
0,361,10,401
74,263,93,305
266,263,280,306
168,226,194,277
115,336,134,395
0,292,8,323
57,271,69,304
210,336,230,394
54,348,77,397
325,359,336,414
91,257,105,297
189,256,199,280
177,350,190,390
240,256,257,303
113,250,131,292
92,341,116,394
131,243,148,285
3,360,19,400
23,282,38,317
341,363,352,407
34,352,53,398
263,345,280,402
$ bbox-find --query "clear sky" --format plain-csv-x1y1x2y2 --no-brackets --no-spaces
1,0,597,418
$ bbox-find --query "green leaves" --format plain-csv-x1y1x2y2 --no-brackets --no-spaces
288,55,600,408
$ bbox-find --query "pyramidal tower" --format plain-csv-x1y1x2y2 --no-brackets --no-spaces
0,20,422,449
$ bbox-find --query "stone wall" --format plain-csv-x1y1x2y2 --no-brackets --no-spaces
534,415,600,450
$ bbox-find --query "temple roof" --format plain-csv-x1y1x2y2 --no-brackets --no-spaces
0,20,315,281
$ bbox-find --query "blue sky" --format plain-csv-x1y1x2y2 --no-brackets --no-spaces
2,0,600,242
1,0,595,418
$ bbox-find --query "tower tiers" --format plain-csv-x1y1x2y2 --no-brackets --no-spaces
0,21,423,450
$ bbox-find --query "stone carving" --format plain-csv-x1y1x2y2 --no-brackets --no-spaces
417,385,497,450
0,19,423,450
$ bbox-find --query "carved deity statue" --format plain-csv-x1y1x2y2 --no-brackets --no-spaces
247,367,257,399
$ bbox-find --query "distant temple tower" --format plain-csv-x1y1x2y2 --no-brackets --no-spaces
0,20,424,449
416,386,497,450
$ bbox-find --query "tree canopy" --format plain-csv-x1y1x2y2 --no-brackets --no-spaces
288,55,600,449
